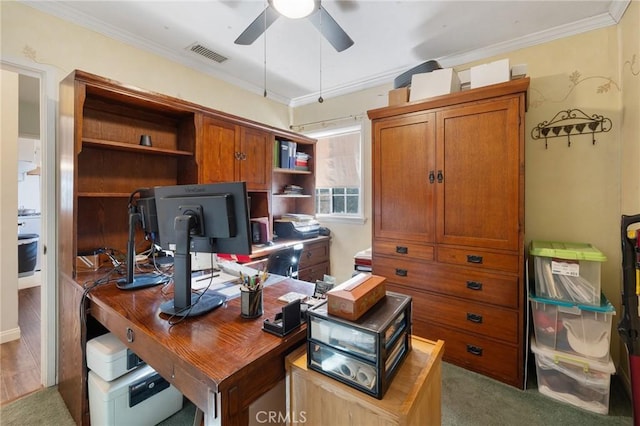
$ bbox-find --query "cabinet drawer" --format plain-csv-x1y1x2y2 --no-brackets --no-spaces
299,241,329,269
420,264,518,308
373,255,430,287
373,240,434,261
413,292,518,343
298,261,330,283
437,247,519,273
375,258,519,308
417,321,521,387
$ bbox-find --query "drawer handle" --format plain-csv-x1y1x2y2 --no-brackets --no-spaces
126,327,134,343
467,255,483,264
466,281,483,291
396,246,408,254
395,268,408,277
466,344,483,356
466,313,483,323
429,170,435,184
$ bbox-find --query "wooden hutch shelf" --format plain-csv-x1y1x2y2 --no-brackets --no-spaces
82,137,193,156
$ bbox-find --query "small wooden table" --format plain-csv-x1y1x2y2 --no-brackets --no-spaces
285,336,444,425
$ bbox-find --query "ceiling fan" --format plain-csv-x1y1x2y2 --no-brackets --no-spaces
234,0,354,52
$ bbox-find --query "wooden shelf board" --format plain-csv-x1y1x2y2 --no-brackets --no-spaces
78,192,131,198
273,168,312,175
82,138,192,157
273,194,312,198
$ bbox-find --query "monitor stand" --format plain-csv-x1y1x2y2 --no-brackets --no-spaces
117,210,170,290
159,214,225,317
117,273,170,290
159,291,226,317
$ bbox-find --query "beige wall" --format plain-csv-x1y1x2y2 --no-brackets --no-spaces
294,19,639,372
1,69,20,342
620,0,640,215
618,0,640,391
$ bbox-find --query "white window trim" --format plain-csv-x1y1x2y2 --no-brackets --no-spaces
306,124,365,224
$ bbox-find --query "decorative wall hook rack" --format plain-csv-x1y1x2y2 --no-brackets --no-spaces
531,108,612,148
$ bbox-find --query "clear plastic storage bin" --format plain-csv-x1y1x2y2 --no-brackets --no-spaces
530,294,615,361
530,241,606,306
307,292,412,399
531,337,615,415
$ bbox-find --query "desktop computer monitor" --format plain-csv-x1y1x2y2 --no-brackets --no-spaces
117,188,170,290
154,182,252,317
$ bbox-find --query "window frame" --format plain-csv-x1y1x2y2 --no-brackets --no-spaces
306,124,365,225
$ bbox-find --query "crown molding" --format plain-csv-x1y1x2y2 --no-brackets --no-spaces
290,3,630,107
23,0,631,108
22,1,291,105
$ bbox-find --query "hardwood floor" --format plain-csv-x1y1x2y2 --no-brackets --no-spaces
0,286,42,405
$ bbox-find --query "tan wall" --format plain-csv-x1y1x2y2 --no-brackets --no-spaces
0,70,20,341
618,0,640,392
620,0,640,216
294,21,639,371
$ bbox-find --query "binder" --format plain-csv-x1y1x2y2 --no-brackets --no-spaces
280,140,290,169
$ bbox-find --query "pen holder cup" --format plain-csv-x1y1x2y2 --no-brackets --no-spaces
240,288,263,319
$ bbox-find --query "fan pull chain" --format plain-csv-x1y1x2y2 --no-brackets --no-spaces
263,0,268,97
318,7,323,103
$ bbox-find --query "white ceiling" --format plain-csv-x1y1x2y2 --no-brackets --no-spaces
26,0,630,106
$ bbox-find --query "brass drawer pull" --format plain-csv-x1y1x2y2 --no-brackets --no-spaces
395,268,408,277
466,313,483,323
466,281,483,290
467,255,483,264
466,344,483,356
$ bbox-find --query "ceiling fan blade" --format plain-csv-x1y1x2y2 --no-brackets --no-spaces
235,5,280,45
308,5,354,52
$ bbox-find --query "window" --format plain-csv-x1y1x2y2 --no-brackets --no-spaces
308,125,363,223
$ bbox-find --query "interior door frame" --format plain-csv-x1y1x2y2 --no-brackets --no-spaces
1,58,58,387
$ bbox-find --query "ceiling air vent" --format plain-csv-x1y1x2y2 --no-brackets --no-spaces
188,43,228,64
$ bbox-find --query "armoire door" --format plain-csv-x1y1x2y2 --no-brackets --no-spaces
435,97,522,251
373,112,436,243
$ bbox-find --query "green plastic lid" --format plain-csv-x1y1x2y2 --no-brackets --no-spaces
529,241,607,262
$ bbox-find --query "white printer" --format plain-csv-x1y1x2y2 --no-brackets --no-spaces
87,333,183,426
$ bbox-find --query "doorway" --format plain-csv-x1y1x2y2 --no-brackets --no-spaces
1,61,57,403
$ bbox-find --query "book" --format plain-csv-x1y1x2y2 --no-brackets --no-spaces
279,140,290,168
288,141,297,169
273,140,280,167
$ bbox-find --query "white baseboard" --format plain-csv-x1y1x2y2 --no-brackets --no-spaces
0,327,21,344
19,271,41,289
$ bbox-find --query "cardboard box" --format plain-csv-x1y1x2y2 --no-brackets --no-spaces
327,273,386,321
77,250,106,272
470,59,510,89
388,87,409,106
409,68,460,101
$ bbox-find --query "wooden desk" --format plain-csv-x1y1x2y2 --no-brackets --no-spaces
244,236,331,283
60,273,314,426
285,336,444,425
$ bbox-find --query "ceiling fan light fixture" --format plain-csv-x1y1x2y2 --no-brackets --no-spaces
271,0,317,19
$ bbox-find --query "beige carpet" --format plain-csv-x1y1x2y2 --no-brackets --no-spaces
0,362,633,425
0,387,74,426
